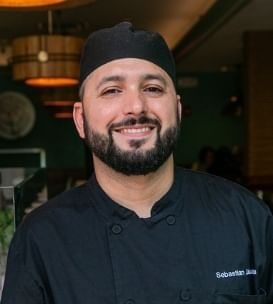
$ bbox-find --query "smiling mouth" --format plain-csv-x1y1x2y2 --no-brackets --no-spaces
111,124,157,149
112,124,156,136
110,116,161,136
118,126,154,134
112,126,155,149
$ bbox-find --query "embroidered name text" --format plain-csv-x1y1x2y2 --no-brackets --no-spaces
216,269,257,279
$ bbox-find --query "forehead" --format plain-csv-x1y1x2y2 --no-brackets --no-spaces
85,58,174,87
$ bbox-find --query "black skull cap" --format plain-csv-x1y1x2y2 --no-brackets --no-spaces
79,22,176,88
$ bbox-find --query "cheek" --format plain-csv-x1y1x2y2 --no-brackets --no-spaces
84,103,119,131
151,101,178,126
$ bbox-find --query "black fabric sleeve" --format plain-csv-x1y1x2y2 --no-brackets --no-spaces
265,216,273,296
1,227,45,304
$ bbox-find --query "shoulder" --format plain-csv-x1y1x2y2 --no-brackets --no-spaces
175,167,271,218
175,168,273,253
27,181,91,221
13,181,94,243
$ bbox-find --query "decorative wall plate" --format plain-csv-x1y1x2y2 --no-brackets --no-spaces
0,91,36,140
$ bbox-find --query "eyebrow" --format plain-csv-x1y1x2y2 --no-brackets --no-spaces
95,73,168,91
96,75,125,90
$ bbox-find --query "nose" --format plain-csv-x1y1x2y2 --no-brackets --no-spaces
122,90,147,116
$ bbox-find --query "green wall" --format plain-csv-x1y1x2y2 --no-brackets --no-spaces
175,71,244,166
0,68,85,169
1,68,243,169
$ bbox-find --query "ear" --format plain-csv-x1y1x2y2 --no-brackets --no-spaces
176,94,182,121
73,102,85,139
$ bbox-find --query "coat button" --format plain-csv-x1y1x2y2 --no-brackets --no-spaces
124,299,135,304
111,224,122,234
180,289,192,301
166,215,176,225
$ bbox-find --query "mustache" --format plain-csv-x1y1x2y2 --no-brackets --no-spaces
109,115,161,130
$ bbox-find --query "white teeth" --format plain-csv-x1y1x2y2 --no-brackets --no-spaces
122,127,150,134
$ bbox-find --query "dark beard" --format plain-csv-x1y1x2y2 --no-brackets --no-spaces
83,115,180,176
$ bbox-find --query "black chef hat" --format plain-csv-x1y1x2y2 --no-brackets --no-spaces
79,22,176,88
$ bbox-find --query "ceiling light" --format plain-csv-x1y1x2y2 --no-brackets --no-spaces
25,78,78,87
0,0,66,8
12,35,83,87
43,100,74,106
54,112,73,118
0,0,95,9
44,100,75,119
41,87,77,119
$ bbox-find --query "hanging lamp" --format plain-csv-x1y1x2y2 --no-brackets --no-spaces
12,35,83,87
0,0,94,9
0,0,66,8
41,87,77,118
12,11,83,87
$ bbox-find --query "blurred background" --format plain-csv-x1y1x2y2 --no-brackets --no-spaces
0,0,273,225
0,0,273,292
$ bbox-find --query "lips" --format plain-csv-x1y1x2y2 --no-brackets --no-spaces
110,116,160,139
118,126,153,134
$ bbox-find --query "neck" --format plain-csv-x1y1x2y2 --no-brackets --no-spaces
93,156,175,218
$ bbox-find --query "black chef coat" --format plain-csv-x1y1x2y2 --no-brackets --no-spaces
1,168,273,304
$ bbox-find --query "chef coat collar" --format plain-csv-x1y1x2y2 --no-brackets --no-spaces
87,167,185,223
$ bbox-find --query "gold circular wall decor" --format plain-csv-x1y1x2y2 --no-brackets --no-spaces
12,35,84,87
0,91,36,140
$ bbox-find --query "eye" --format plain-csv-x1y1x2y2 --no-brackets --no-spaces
143,85,164,95
101,87,122,96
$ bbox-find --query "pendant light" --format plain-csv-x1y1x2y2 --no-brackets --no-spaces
0,0,66,8
41,87,78,119
0,0,94,9
12,11,83,87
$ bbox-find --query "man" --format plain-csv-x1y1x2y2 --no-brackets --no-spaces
1,22,273,304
